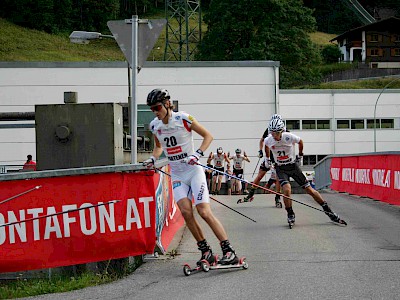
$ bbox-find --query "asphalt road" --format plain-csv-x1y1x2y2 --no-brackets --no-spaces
23,191,400,300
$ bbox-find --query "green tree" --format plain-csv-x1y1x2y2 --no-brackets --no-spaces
71,0,119,33
196,0,322,88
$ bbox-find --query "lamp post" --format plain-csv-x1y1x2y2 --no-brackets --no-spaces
373,76,400,152
69,31,114,44
130,16,138,164
69,29,138,162
70,17,166,164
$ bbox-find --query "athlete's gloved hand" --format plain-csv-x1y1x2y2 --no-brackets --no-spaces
142,156,156,169
264,157,272,168
258,150,263,158
186,149,203,165
295,154,303,164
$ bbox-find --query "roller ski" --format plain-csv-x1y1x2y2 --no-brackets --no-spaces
322,203,347,226
200,255,248,273
184,254,249,276
237,188,255,204
275,195,282,208
287,214,295,229
237,196,254,204
183,240,248,276
200,241,248,273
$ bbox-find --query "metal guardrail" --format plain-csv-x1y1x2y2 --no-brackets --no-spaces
0,165,25,174
0,160,169,181
313,157,333,190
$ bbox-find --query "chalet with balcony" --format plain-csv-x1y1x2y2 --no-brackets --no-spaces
330,17,400,68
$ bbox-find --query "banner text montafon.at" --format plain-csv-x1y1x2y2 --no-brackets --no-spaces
0,166,183,273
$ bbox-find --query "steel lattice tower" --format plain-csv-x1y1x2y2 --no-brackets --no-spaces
164,0,202,61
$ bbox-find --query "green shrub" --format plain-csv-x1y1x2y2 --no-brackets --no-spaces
321,44,342,64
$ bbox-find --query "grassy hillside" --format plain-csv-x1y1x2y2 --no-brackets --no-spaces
0,18,124,61
1,18,400,89
0,18,330,62
309,31,337,45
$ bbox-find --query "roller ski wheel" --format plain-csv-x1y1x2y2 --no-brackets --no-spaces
183,254,218,276
275,200,282,208
183,263,201,276
240,257,249,270
237,196,254,204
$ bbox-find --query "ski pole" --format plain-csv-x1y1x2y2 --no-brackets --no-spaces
0,185,42,206
252,157,261,177
209,195,256,223
154,167,257,223
197,162,331,216
0,200,120,228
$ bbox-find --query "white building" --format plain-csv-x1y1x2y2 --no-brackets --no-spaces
0,61,399,180
280,89,400,167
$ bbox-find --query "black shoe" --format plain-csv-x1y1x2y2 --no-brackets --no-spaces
243,196,254,202
322,203,339,222
197,249,215,266
327,211,341,222
219,251,239,265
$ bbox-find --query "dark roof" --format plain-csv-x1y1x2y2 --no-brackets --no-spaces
330,16,400,42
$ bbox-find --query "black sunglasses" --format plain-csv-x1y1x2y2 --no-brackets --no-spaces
150,104,163,112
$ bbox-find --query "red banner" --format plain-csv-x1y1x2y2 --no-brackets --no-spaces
0,172,157,273
330,154,400,205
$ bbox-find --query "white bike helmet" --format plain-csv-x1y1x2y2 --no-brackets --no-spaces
269,118,285,132
270,114,282,121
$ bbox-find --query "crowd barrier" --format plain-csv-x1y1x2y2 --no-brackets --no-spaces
316,152,400,206
0,162,184,274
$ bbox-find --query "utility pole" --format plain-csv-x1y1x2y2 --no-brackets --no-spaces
164,0,202,61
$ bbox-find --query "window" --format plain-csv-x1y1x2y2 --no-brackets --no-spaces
337,120,350,129
302,120,316,130
367,119,379,129
371,34,379,42
381,119,394,128
394,48,400,56
286,120,300,130
351,119,364,129
366,119,394,129
317,120,330,129
303,155,327,166
308,155,317,165
370,48,379,56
